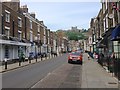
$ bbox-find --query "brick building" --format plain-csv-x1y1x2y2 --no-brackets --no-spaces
0,1,31,61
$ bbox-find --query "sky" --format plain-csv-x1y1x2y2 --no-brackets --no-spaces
20,0,102,31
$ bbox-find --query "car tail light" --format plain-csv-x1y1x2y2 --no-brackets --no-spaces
68,55,72,59
78,56,82,60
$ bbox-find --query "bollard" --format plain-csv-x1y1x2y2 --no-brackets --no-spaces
29,59,31,63
4,59,7,70
41,56,42,61
19,59,21,66
49,53,50,59
36,56,37,62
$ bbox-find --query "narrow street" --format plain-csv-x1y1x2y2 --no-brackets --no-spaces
31,59,82,88
2,53,118,89
1,1,120,89
2,54,67,88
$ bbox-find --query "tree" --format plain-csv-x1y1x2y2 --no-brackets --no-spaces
65,31,86,41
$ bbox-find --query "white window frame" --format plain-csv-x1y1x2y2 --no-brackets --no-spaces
30,20,32,29
5,10,10,23
48,31,49,36
38,34,40,40
38,25,40,32
44,36,46,44
5,26,10,38
18,17,22,27
18,30,22,40
112,9,115,27
103,18,106,32
44,28,46,35
106,14,108,31
30,31,33,42
48,38,50,44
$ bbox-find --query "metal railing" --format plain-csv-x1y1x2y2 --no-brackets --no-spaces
98,54,120,80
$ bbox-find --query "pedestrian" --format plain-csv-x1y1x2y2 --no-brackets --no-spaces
111,52,115,59
95,53,98,61
99,52,104,66
93,52,98,61
109,52,115,74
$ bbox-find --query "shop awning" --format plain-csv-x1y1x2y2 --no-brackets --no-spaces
96,39,106,48
0,39,31,46
111,25,120,41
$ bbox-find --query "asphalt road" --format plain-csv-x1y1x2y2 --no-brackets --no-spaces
2,54,68,88
32,61,82,88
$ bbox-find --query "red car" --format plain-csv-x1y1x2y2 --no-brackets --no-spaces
68,51,83,64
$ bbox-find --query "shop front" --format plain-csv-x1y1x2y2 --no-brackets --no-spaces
0,39,31,62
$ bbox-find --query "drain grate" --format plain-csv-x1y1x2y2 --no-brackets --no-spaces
108,82,117,84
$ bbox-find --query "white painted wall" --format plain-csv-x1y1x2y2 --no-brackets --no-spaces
0,44,4,61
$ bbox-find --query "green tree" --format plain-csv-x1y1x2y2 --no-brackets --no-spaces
66,31,86,41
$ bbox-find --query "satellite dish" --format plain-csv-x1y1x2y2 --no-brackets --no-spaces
108,14,114,19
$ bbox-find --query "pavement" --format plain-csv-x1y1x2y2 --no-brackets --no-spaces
81,53,118,88
1,53,119,88
0,54,62,73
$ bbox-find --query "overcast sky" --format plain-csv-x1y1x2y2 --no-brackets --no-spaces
20,0,102,31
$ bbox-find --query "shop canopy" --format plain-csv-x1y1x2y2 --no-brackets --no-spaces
0,39,31,46
111,25,120,41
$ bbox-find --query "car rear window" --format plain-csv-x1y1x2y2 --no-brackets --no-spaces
71,52,80,56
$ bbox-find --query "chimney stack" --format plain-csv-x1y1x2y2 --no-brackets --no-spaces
20,5,28,13
2,0,20,12
30,12,36,18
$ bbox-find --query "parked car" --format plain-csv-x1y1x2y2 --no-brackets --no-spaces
41,52,47,58
51,51,57,56
68,51,83,64
28,52,36,60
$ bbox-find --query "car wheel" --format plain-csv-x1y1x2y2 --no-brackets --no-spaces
81,61,83,65
68,60,71,63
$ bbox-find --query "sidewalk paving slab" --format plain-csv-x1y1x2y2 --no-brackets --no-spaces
81,53,118,88
0,57,48,73
0,54,62,73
